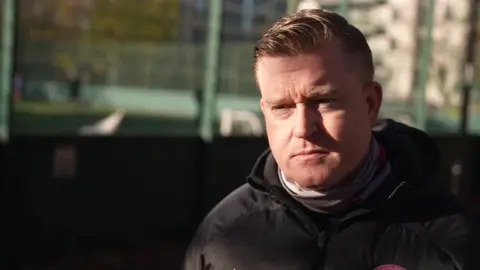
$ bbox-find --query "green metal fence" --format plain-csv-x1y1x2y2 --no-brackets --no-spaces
2,0,480,140
1,0,14,142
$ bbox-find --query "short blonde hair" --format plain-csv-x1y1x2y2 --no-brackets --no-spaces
254,9,374,82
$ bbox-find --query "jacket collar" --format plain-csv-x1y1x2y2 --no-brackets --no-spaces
246,120,448,213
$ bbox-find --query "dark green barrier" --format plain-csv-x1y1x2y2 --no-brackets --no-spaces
4,135,480,269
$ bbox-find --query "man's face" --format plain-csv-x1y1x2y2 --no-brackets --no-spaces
257,41,382,189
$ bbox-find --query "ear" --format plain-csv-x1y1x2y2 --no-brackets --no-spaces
260,98,267,114
364,82,383,127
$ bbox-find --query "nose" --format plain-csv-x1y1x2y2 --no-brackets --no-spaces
293,105,319,138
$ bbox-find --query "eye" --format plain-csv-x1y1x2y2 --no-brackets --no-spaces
271,104,294,117
308,98,334,108
313,98,333,104
272,104,288,110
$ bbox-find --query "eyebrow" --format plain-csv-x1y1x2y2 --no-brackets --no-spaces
265,87,337,106
265,97,290,106
307,86,338,96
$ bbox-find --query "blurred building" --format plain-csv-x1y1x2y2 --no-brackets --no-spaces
298,0,469,108
427,0,469,107
349,0,420,102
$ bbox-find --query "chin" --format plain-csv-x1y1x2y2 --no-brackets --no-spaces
296,177,331,190
282,157,340,188
290,169,333,190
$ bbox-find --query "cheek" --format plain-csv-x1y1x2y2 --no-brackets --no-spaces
267,120,290,142
321,111,348,141
265,119,292,154
325,99,370,136
321,107,370,157
327,105,371,156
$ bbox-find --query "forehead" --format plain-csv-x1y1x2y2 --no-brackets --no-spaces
256,43,352,96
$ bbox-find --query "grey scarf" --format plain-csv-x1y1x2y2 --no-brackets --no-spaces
279,138,391,213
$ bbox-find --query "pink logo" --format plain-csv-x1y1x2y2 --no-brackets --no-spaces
374,265,407,270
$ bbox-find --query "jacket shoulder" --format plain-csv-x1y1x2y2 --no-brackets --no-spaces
407,193,480,269
183,184,279,270
428,196,480,269
197,184,278,244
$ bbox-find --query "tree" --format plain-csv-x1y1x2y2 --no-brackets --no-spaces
85,0,181,43
19,0,182,82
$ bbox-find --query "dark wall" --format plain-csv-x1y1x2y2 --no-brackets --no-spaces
4,135,480,269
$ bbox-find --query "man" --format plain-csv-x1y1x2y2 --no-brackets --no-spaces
184,9,480,270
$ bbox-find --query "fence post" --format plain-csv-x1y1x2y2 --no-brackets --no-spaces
459,0,479,136
414,0,435,131
339,0,349,19
287,0,298,13
200,0,224,142
451,0,479,201
0,0,15,142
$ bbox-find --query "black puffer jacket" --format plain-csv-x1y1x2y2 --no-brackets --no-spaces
184,120,480,270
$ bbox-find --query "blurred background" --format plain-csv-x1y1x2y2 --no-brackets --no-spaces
2,0,480,269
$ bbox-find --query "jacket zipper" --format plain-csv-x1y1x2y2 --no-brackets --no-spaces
248,176,333,268
265,184,330,268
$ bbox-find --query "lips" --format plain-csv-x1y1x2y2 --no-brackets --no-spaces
293,149,330,157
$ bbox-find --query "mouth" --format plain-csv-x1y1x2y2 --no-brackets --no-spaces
292,149,330,158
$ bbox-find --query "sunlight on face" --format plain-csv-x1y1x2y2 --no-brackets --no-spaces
257,42,381,189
